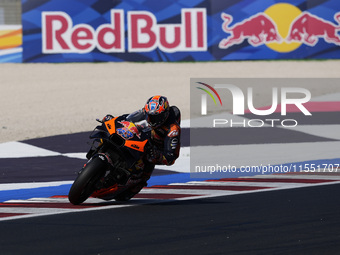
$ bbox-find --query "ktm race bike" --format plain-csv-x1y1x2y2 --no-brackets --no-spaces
68,114,151,205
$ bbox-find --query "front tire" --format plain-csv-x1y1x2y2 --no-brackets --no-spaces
68,157,107,205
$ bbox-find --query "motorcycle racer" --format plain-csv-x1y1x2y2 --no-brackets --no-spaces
129,95,181,164
73,96,181,203
121,95,181,199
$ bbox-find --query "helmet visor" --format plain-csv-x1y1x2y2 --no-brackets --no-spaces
147,112,168,127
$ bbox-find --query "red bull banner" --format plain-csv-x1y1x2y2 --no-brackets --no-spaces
41,9,207,54
217,2,340,59
21,0,340,62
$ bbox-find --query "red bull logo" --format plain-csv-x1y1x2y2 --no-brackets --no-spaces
219,13,282,48
287,12,340,46
219,3,340,53
119,121,141,139
42,8,207,54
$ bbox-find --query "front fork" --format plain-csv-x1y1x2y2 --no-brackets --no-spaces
94,152,131,187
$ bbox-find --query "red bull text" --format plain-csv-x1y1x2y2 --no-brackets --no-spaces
42,9,207,54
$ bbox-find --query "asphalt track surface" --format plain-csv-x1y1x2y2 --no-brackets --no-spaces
1,183,340,255
1,97,340,254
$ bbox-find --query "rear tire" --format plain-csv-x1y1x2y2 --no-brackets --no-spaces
68,157,107,205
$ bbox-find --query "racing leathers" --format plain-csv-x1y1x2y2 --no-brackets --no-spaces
127,105,181,166
122,106,181,197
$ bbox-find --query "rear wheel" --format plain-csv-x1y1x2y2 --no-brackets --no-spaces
68,157,107,205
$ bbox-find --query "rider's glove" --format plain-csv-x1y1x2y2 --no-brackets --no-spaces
146,145,161,163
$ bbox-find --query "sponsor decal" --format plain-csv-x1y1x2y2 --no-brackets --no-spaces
42,8,207,54
170,138,178,149
168,129,179,137
168,124,180,137
219,3,340,53
219,12,282,49
130,144,140,150
117,128,134,140
119,121,141,138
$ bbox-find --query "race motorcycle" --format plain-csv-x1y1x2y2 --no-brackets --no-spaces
68,114,151,205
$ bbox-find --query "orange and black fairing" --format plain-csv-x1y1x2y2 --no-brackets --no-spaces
104,117,117,135
71,114,153,204
105,116,150,164
100,116,149,153
92,184,119,199
88,115,151,170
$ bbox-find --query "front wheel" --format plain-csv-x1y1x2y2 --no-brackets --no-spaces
68,157,107,205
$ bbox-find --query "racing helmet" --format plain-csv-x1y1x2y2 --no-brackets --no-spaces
144,95,170,128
